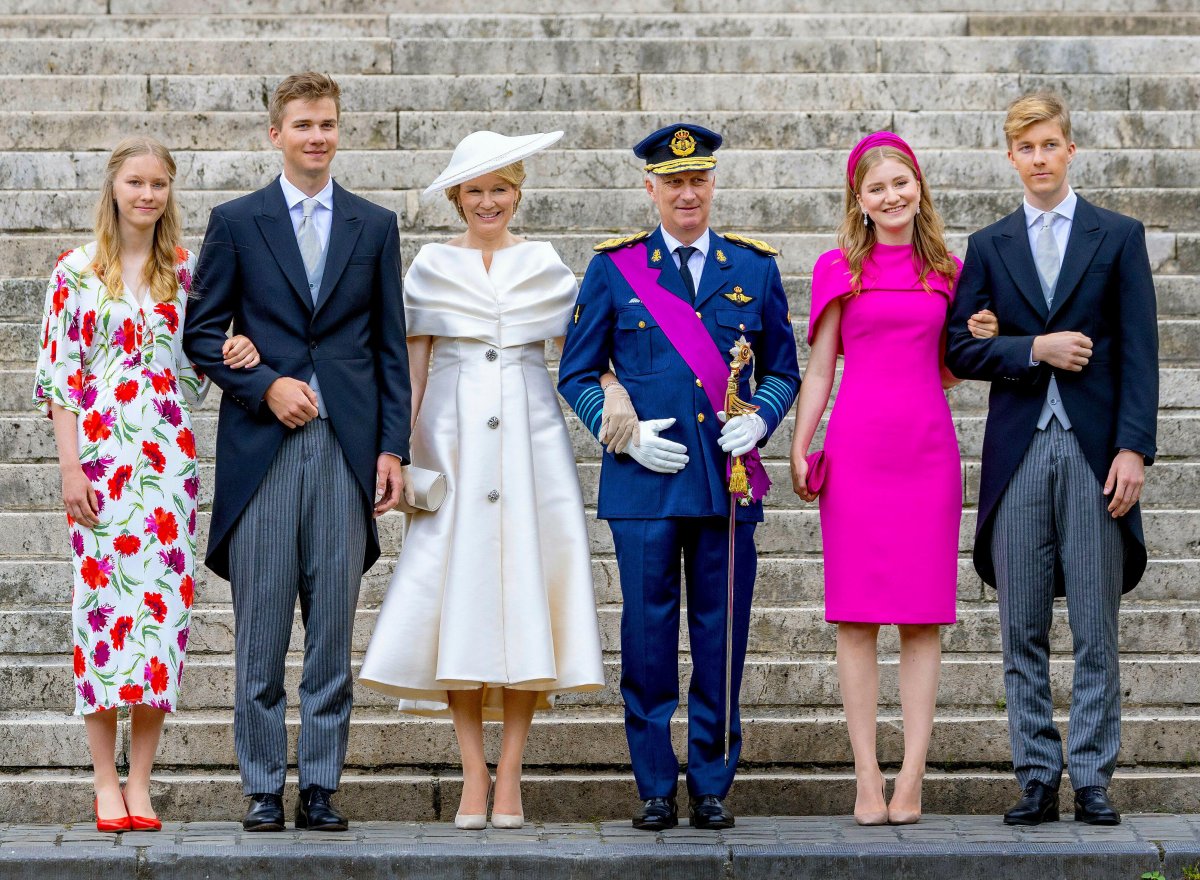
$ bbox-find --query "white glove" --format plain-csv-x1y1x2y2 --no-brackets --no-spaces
627,418,689,474
717,412,767,457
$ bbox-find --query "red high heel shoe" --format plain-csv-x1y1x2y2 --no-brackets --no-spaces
94,797,131,833
122,793,162,832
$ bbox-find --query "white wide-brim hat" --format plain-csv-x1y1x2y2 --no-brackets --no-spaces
422,129,565,198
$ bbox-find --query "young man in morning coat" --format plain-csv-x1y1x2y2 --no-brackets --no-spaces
946,92,1158,827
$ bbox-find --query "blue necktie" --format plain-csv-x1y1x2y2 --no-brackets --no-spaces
675,246,697,299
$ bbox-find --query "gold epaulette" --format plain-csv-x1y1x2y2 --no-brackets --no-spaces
593,230,651,252
722,233,780,256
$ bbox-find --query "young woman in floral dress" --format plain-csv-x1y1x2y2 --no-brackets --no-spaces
33,137,258,831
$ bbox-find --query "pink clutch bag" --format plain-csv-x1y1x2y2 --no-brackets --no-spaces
806,450,828,495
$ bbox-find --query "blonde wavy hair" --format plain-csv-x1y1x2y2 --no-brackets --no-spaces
837,146,956,295
91,137,183,304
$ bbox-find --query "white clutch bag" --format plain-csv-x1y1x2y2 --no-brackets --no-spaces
396,465,448,514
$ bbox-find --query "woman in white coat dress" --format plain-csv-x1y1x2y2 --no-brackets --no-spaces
360,131,632,829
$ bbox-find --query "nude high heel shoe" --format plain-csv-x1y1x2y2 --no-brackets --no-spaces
854,780,889,827
454,780,492,830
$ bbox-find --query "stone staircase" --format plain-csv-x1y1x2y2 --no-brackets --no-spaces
0,0,1197,823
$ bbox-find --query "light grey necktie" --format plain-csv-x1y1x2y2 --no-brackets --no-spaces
1034,211,1060,304
297,197,322,282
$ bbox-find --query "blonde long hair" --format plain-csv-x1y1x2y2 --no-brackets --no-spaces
91,137,184,304
837,146,956,294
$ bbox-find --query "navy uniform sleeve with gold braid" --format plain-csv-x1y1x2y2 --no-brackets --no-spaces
558,252,616,441
748,253,800,439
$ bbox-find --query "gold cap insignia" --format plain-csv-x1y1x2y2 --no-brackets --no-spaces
715,249,727,263
651,248,662,263
670,129,697,157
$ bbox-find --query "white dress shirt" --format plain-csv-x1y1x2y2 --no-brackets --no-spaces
279,173,334,252
1023,187,1076,269
659,226,710,293
1024,188,1077,431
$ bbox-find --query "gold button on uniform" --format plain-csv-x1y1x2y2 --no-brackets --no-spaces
695,311,702,319
697,413,705,423
695,379,703,388
638,321,646,329
739,323,745,331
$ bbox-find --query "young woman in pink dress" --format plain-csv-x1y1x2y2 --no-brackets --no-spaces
789,132,997,825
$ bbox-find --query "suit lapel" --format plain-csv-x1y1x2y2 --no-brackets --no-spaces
315,182,363,315
1048,196,1105,322
994,206,1048,321
254,179,313,315
647,228,691,304
693,231,733,310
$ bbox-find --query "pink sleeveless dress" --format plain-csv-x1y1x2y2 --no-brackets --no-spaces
809,244,961,625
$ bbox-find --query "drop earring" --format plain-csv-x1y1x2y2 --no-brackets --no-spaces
862,211,869,227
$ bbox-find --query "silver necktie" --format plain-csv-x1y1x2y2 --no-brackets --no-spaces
1034,212,1059,304
298,197,322,280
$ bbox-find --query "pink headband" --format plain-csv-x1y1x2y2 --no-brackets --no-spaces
847,131,921,188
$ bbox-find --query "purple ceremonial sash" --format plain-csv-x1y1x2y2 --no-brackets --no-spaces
608,242,771,501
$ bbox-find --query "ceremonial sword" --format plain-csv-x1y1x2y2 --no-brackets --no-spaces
723,337,758,766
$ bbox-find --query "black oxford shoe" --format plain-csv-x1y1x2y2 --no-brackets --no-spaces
242,793,285,832
296,787,348,832
1003,780,1060,826
689,795,735,830
632,796,678,831
1074,786,1121,825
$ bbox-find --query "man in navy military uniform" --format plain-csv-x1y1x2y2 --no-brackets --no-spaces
558,124,800,830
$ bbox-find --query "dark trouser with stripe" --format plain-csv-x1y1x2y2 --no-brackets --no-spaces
991,421,1125,792
228,419,369,796
608,517,757,801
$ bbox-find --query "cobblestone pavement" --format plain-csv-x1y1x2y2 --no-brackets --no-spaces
3,815,1200,879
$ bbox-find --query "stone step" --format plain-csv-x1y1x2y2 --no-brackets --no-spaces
94,0,1200,13
0,230,1188,280
3,707,1197,770
25,506,1200,560
0,38,394,76
3,654,1198,712
5,455,1200,518
5,555,1198,609
6,312,1200,367
4,603,1198,660
971,13,1200,35
3,110,1197,153
1,766,1197,824
5,147,1200,192
0,12,970,39
3,378,1200,459
4,185,1200,235
4,74,1200,113
7,38,1196,78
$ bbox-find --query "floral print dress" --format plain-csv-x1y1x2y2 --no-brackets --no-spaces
33,243,207,715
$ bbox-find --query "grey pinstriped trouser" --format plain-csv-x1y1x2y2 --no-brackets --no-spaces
991,421,1125,792
227,419,369,796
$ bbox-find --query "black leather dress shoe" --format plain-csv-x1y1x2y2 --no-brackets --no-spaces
689,795,735,830
1074,786,1121,825
242,793,285,832
632,797,678,831
296,787,348,832
1003,780,1060,826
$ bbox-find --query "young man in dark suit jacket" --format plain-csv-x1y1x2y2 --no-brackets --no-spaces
183,73,410,832
946,93,1158,827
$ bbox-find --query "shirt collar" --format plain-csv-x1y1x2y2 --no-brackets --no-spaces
1024,187,1076,228
279,173,334,212
658,225,710,260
